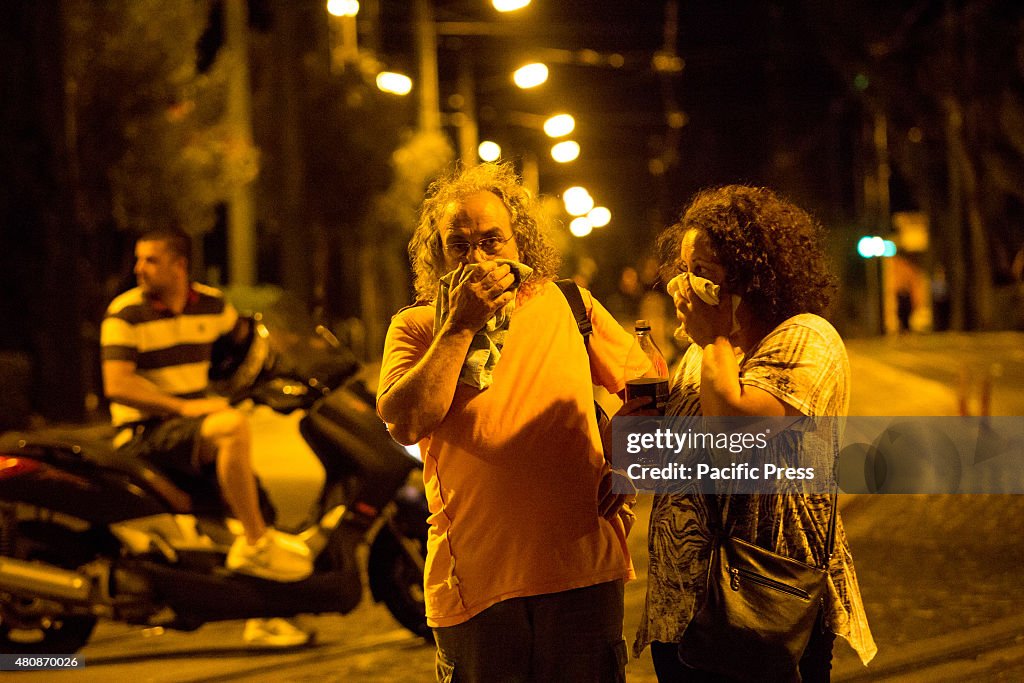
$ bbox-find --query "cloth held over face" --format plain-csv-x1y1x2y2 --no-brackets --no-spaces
667,272,742,339
434,259,534,389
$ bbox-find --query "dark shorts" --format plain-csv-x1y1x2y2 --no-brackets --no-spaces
119,417,224,512
433,580,627,683
120,416,209,480
118,416,275,522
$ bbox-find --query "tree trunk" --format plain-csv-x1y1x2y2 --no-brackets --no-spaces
275,1,313,305
944,96,993,330
33,0,86,422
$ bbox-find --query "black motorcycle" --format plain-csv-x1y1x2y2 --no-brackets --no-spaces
0,299,429,653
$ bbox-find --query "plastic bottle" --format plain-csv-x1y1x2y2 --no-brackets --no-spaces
624,319,670,414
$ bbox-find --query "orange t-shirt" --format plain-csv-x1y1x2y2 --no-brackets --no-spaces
378,282,635,627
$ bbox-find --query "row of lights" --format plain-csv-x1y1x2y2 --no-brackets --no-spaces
476,113,578,163
483,53,603,233
328,0,531,15
564,187,610,237
329,0,608,236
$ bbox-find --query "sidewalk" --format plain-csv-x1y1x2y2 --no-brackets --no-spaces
832,331,1024,680
9,332,1024,680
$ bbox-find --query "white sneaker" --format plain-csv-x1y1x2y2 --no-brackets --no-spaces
226,528,313,582
243,618,315,648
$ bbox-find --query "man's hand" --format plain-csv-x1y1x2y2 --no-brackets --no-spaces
597,467,638,520
179,396,230,417
445,262,517,333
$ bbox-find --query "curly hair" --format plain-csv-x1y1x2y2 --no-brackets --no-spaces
657,185,836,325
408,162,561,303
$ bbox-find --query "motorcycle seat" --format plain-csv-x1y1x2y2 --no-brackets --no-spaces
0,425,193,513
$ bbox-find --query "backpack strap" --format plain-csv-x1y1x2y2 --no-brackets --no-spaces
555,279,592,347
555,280,611,429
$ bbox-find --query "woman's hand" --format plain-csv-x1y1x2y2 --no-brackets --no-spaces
673,276,733,347
601,395,658,456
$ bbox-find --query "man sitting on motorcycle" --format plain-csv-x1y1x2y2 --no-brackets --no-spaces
100,227,314,645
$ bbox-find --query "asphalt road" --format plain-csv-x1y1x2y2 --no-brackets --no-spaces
21,331,1024,681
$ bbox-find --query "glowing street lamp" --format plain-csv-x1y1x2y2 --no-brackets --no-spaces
563,186,594,216
376,72,412,95
543,114,575,138
492,0,531,12
588,206,611,227
570,216,594,237
326,0,359,17
550,140,580,163
513,63,549,89
478,140,502,162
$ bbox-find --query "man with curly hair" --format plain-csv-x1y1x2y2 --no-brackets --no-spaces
377,162,636,682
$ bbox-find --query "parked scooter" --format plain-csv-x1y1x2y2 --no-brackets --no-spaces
0,299,429,653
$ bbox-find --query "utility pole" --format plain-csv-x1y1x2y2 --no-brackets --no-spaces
276,2,313,305
456,53,479,166
415,0,441,133
873,110,893,334
224,0,256,285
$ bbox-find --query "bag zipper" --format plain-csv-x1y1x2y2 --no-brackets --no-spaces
729,566,811,600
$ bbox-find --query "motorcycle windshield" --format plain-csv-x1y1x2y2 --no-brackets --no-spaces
255,294,360,390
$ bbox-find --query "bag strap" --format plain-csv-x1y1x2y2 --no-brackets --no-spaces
705,475,838,570
824,474,838,562
555,279,592,346
555,279,612,430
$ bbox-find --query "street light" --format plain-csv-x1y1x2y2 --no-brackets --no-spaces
326,0,359,17
326,0,359,70
563,186,594,216
492,0,531,12
478,140,502,162
543,113,575,137
513,63,549,89
550,140,580,163
570,216,594,237
857,235,898,336
376,72,413,95
588,206,611,227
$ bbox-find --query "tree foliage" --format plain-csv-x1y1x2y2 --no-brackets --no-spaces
803,0,1024,328
64,0,256,238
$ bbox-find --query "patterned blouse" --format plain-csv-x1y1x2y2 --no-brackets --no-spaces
632,313,878,665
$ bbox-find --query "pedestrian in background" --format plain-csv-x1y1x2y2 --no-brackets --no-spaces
377,162,635,682
628,186,877,680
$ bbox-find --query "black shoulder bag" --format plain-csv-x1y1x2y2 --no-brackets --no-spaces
678,486,838,682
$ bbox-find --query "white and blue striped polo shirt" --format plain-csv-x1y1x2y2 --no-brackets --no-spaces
101,283,238,427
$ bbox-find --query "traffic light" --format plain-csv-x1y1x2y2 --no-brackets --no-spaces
857,236,897,258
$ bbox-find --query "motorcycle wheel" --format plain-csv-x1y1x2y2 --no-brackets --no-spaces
367,527,431,642
0,521,98,654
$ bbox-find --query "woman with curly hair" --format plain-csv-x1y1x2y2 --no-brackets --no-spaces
379,162,637,682
629,186,877,680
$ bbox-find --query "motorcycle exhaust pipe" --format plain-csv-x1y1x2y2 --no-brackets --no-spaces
0,556,91,602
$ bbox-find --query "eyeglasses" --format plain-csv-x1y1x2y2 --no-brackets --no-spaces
443,234,514,259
